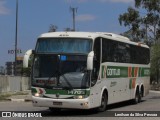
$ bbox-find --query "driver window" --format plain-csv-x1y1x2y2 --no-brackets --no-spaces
91,38,101,86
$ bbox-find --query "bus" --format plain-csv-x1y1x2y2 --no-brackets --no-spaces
23,32,150,112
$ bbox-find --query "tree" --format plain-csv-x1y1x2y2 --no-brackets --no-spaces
119,7,143,42
48,24,58,32
22,54,33,77
150,44,160,83
119,0,160,44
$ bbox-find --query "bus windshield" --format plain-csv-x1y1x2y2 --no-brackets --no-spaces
32,55,90,89
36,38,92,54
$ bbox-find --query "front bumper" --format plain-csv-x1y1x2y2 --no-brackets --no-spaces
32,96,91,109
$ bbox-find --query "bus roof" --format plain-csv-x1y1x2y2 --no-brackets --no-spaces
38,32,149,48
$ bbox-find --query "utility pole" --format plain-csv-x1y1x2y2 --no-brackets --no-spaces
70,7,77,31
14,0,18,76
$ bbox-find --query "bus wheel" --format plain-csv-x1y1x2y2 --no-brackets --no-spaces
139,90,142,102
49,107,61,112
133,89,141,104
97,92,107,112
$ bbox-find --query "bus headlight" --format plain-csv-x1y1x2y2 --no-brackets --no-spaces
34,93,43,97
35,93,40,97
73,95,88,99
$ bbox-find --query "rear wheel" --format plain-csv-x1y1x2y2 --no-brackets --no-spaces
97,92,107,112
132,89,141,104
139,90,142,102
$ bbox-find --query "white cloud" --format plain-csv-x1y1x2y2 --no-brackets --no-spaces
0,1,10,15
76,14,96,22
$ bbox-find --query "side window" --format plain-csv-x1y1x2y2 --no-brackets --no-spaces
102,38,149,64
130,45,150,64
102,38,130,63
116,42,130,63
102,39,117,62
102,39,109,62
144,48,150,64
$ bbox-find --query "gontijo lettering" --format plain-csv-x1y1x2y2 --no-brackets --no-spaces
107,68,120,76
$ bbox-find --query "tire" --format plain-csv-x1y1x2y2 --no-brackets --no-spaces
139,90,142,102
132,89,141,104
97,92,107,112
49,107,61,112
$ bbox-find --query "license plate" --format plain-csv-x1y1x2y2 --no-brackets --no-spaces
53,102,62,105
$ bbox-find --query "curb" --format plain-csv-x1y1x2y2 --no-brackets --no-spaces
11,99,25,102
149,90,160,94
7,98,32,102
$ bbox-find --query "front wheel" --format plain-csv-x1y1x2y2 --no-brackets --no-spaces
97,92,107,112
49,107,61,112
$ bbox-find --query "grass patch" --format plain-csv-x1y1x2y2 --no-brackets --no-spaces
0,94,11,101
0,91,29,101
13,92,29,96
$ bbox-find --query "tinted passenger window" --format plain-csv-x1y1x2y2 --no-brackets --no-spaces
102,39,130,63
102,38,149,64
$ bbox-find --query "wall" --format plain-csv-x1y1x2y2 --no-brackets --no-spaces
0,76,30,93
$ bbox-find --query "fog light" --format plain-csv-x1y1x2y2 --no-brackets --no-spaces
80,102,88,107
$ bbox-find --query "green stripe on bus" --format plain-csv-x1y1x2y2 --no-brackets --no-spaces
31,87,90,95
101,66,150,78
139,68,150,77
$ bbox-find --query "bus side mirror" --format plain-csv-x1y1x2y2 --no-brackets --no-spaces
87,51,94,70
23,49,34,68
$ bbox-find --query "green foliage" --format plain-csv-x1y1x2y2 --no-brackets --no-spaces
48,24,58,32
119,0,160,44
22,67,31,77
22,54,34,77
135,0,160,12
150,44,160,82
0,94,11,101
119,7,144,42
0,92,28,101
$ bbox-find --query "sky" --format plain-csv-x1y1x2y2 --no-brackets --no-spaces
0,0,135,67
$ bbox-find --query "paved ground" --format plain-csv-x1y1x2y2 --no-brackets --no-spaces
0,90,159,120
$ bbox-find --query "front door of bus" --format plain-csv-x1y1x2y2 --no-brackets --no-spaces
90,38,102,107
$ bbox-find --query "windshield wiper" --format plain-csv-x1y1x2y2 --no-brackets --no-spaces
61,74,73,90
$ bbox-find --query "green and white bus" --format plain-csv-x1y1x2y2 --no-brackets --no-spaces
23,32,150,112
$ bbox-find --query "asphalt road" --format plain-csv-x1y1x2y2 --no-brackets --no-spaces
0,91,160,120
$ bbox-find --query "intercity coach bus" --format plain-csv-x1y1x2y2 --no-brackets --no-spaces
23,32,150,112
